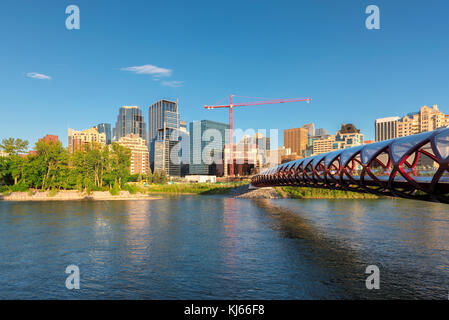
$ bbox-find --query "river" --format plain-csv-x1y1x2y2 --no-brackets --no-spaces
0,196,448,299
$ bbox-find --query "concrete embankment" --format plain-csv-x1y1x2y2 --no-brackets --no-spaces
1,190,161,201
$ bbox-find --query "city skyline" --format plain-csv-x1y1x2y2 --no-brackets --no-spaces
1,1,449,147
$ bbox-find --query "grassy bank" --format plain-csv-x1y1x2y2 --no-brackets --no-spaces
278,186,379,199
145,182,248,195
1,181,250,198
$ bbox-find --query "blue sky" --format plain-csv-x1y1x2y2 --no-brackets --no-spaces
1,0,448,147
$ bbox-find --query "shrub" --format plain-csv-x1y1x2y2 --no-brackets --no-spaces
122,184,144,194
1,185,10,196
110,183,120,196
49,189,58,197
11,182,29,192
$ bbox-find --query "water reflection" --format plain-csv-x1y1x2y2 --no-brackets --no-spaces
0,197,448,299
253,198,449,299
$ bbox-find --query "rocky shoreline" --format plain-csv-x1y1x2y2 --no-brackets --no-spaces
0,190,161,201
234,186,284,199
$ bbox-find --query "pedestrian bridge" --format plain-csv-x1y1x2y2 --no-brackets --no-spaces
251,127,449,203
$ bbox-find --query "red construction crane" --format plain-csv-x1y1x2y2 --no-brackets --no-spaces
204,95,312,176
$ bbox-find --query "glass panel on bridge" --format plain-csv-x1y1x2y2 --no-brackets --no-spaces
324,150,342,167
390,131,434,164
340,145,363,167
435,129,449,160
361,140,391,165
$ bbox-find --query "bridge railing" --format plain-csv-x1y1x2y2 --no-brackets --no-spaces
251,127,449,203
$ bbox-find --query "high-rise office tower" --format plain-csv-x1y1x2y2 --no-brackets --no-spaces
189,120,229,176
148,99,179,166
95,123,112,144
113,106,146,142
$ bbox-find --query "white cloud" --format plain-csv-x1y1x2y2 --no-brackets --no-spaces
121,64,172,78
161,80,184,88
26,72,51,80
121,64,183,88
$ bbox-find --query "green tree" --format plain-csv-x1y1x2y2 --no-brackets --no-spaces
0,138,30,185
159,170,168,184
107,143,131,187
146,167,153,184
34,140,69,190
152,169,168,184
0,138,29,155
9,156,25,185
0,156,12,186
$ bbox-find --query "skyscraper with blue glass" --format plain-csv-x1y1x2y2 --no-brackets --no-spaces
113,106,147,142
95,123,112,145
148,99,179,170
189,120,229,176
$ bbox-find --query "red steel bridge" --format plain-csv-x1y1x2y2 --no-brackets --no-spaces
251,127,449,203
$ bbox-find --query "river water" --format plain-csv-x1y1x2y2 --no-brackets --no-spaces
0,196,448,299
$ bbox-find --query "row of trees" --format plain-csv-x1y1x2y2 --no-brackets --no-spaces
0,137,167,192
129,170,169,185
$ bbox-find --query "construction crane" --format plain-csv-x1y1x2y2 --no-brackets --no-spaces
204,95,312,177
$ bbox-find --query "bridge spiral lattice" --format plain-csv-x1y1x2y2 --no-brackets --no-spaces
252,127,449,203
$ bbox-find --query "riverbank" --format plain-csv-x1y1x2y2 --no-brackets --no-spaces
0,190,161,201
278,186,379,199
236,186,380,199
0,183,380,201
145,182,249,195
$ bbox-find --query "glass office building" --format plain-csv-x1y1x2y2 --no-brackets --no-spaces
148,99,179,166
189,120,229,176
113,106,147,142
95,123,112,145
154,139,181,177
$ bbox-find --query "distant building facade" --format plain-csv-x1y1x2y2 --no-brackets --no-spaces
68,127,106,153
312,123,364,155
179,120,187,133
302,123,315,137
38,134,59,144
397,105,449,137
375,116,400,142
269,146,291,165
284,127,308,158
117,134,150,175
312,135,335,155
224,134,269,176
315,128,328,136
113,106,146,142
376,105,449,141
189,120,229,176
332,123,364,150
95,123,112,144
